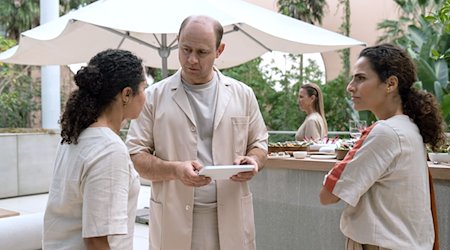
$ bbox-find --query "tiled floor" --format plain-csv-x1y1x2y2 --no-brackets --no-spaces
0,185,151,250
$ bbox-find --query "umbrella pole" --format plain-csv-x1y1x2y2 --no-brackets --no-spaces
161,57,168,78
160,34,169,78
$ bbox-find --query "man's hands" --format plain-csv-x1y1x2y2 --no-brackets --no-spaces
175,161,211,187
170,147,267,185
230,155,259,182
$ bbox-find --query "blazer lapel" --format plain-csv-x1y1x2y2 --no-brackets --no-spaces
170,71,197,127
214,71,232,130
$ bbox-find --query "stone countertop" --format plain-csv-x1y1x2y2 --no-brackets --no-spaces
265,157,450,180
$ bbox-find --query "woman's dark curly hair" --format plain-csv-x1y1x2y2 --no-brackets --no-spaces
359,43,447,149
60,49,145,144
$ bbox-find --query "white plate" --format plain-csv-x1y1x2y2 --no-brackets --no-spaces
268,155,291,159
308,144,336,151
198,165,255,180
308,152,335,155
310,154,336,159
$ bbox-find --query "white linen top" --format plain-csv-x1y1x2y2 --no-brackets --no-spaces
323,115,434,249
43,127,140,250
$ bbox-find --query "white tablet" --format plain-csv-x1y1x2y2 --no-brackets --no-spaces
198,165,255,180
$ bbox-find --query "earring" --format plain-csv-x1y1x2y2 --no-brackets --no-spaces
123,100,128,106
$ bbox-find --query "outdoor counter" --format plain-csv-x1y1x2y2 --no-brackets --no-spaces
264,157,450,180
249,157,450,250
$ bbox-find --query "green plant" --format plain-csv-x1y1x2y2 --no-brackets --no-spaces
277,0,326,87
222,58,276,126
337,0,351,78
0,0,101,129
377,0,450,129
60,0,97,14
0,36,38,128
427,140,450,152
221,55,326,143
0,0,39,40
277,0,327,25
322,74,350,131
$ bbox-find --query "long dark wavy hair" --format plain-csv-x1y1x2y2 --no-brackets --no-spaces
60,49,145,144
359,43,447,149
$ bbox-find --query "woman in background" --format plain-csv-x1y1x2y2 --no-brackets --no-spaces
43,49,147,250
320,43,446,249
295,83,328,141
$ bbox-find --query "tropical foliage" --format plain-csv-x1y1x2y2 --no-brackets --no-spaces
276,0,368,135
322,75,352,132
0,36,37,127
377,0,443,44
277,0,327,24
60,0,96,14
0,0,39,40
378,0,450,128
223,57,324,142
0,0,96,128
337,0,351,78
276,0,327,87
422,0,450,126
0,0,96,39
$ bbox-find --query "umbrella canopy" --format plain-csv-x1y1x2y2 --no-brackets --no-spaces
0,0,365,77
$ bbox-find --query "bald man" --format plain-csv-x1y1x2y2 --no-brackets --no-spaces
126,15,268,250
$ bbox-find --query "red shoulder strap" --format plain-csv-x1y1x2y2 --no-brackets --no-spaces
429,169,439,250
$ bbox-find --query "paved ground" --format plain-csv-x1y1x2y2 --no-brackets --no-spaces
0,185,151,249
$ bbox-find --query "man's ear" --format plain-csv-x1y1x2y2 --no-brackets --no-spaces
216,43,225,58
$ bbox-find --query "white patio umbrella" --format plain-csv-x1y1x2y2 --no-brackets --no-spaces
0,0,365,77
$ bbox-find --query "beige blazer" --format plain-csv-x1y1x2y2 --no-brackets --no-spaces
127,69,268,250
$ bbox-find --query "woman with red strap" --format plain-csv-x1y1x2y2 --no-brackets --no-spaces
320,44,446,250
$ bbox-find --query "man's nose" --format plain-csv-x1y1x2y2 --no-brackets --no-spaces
188,53,198,64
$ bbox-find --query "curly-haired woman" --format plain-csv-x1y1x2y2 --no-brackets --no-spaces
43,49,147,250
320,44,446,249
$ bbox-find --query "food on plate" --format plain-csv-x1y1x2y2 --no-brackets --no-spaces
268,140,312,153
335,140,353,150
268,140,312,147
269,152,290,157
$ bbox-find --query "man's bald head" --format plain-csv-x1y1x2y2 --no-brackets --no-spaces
178,15,224,49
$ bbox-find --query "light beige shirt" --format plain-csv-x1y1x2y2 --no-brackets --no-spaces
324,115,434,249
126,68,268,250
295,112,327,141
43,128,140,250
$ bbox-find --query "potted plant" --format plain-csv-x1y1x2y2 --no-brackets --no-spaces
335,141,352,160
